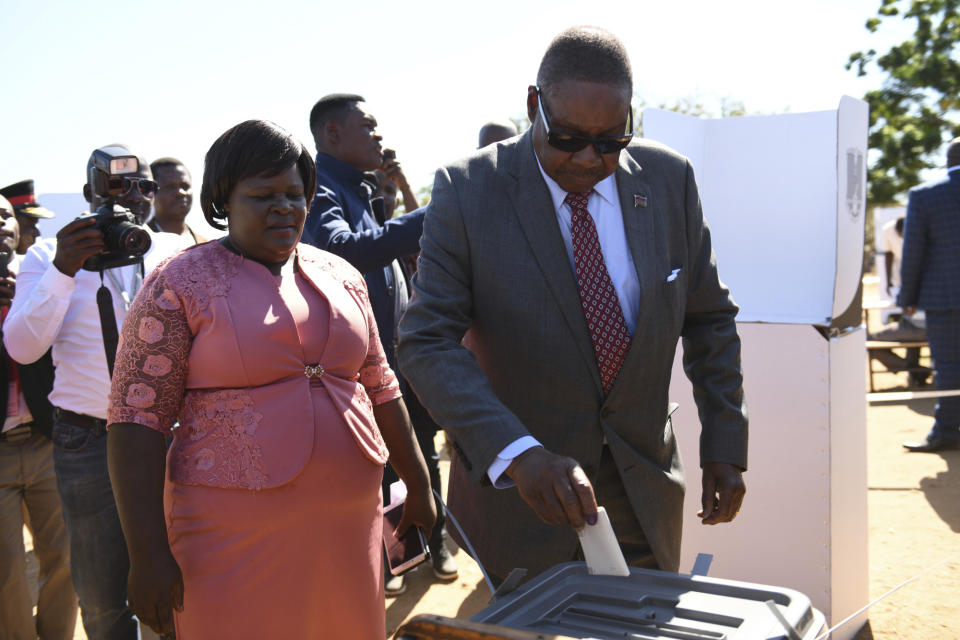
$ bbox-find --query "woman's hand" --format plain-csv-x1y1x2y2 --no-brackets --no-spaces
107,424,182,633
128,547,184,634
373,398,437,536
394,483,437,539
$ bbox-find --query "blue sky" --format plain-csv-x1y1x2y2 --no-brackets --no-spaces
0,0,909,230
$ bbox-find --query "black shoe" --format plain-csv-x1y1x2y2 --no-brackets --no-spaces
430,543,459,580
385,572,406,597
903,435,960,452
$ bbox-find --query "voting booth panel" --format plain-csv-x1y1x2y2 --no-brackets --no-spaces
669,325,867,639
644,97,866,325
647,97,869,640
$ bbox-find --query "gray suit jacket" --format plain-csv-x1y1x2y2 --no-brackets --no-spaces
397,131,747,579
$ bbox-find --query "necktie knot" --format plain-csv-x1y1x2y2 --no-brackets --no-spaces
564,191,591,212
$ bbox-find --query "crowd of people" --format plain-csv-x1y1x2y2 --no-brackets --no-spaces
0,25,759,639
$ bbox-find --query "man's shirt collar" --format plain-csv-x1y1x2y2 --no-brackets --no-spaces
315,151,366,187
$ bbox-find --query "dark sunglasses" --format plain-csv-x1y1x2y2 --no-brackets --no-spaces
536,86,634,155
107,176,158,198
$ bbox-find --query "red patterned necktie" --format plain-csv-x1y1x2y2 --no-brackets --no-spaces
565,191,632,394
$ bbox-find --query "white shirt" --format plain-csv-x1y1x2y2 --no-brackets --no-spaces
3,254,33,433
486,162,641,486
536,161,641,333
4,229,182,420
879,219,903,288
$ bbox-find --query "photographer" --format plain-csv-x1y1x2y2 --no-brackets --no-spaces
3,145,181,640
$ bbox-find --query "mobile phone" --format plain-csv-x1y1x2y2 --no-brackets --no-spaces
382,500,430,576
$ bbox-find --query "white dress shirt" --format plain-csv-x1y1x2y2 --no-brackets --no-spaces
4,229,183,420
486,161,641,486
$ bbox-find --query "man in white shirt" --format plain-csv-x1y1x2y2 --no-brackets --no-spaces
1,194,77,639
871,215,930,386
879,216,904,298
4,146,181,640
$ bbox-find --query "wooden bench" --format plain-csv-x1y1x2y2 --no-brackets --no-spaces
866,340,930,393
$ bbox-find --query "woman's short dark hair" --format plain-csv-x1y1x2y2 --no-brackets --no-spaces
200,120,317,231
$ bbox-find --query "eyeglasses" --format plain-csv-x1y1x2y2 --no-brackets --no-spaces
107,176,158,198
536,86,633,155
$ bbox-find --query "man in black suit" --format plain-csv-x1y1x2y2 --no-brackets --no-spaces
0,194,77,639
899,138,960,452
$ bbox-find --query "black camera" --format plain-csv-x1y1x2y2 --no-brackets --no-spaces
81,146,152,271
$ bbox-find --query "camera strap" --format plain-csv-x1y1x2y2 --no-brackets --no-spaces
96,274,120,379
96,261,145,378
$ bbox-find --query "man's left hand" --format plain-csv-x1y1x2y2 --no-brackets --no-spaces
698,462,745,525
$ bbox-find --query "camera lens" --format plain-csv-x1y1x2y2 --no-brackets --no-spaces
118,226,152,254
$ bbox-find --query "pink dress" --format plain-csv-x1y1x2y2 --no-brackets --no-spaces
108,241,400,639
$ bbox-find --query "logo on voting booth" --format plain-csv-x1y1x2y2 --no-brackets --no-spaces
845,147,865,220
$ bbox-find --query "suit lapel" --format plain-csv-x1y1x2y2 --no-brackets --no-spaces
617,151,662,329
505,133,603,393
608,150,664,398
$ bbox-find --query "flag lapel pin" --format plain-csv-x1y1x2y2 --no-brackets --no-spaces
634,194,648,208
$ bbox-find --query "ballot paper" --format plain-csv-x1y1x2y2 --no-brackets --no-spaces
576,506,630,576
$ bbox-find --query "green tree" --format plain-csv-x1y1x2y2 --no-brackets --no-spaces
847,0,960,205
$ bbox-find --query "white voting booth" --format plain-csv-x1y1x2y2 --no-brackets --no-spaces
645,97,869,639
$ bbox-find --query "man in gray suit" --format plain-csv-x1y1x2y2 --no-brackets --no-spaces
398,26,748,582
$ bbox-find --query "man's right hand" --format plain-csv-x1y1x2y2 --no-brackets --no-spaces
505,447,598,529
53,216,104,277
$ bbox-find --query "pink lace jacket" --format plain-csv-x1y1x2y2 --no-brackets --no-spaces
107,241,400,490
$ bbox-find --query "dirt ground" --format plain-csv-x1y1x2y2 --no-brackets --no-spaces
20,281,957,639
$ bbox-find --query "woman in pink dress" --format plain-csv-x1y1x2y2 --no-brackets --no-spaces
106,120,436,639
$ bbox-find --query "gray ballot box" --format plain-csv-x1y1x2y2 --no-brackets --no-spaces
471,562,825,640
